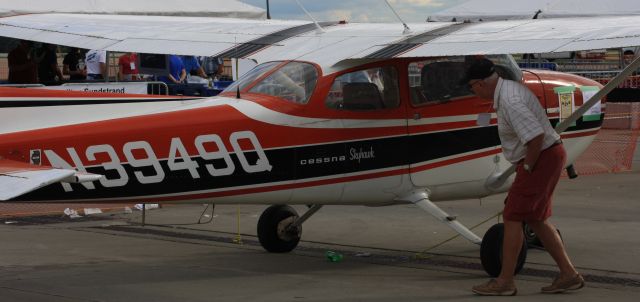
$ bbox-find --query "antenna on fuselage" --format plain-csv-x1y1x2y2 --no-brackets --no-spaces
266,0,271,19
532,9,542,19
234,36,241,99
293,0,325,33
384,0,412,35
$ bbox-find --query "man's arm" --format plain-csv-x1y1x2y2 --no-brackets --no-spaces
99,62,106,78
168,73,180,83
523,134,544,172
54,63,64,81
197,67,207,78
179,68,186,83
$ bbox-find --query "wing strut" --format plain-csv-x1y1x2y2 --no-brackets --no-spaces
486,55,640,191
398,191,483,245
293,0,324,33
384,0,412,35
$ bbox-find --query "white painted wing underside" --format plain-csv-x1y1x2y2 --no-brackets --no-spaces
1,14,640,68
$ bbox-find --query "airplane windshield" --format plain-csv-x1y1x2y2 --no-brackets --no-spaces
223,61,281,93
249,62,318,104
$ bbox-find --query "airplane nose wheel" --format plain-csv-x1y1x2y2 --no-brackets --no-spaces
480,223,527,277
257,205,301,253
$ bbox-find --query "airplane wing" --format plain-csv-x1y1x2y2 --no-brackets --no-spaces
1,13,640,69
0,159,102,201
0,14,313,57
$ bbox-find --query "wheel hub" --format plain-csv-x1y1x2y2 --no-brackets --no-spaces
277,216,301,241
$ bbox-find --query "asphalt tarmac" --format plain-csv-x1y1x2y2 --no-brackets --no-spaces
1,170,639,301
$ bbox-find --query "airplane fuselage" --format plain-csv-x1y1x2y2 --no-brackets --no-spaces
0,57,604,205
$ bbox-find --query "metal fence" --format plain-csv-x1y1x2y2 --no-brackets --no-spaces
60,81,170,95
1,81,170,95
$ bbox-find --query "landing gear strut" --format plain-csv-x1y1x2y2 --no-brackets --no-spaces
480,223,528,277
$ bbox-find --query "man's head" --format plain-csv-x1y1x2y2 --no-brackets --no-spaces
624,50,635,64
18,40,32,49
463,58,499,100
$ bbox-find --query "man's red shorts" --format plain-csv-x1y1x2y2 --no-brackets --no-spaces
503,143,567,222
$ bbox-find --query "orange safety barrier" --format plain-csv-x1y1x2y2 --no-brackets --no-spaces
569,128,639,176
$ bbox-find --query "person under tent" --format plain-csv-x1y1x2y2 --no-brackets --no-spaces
35,43,64,85
63,47,86,81
85,49,107,80
7,40,37,84
157,55,186,84
182,55,208,84
118,52,139,81
199,56,224,79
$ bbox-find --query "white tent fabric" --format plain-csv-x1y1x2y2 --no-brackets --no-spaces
0,0,265,19
428,0,640,22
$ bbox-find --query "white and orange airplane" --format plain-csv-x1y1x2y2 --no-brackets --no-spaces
1,12,640,276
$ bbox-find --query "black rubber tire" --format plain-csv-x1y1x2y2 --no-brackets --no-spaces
480,223,528,277
257,205,301,253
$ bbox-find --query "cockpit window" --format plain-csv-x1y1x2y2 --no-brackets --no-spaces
248,61,318,104
408,55,523,106
325,66,399,111
223,61,281,94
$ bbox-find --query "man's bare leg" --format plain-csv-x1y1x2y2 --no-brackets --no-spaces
496,219,524,284
528,220,578,278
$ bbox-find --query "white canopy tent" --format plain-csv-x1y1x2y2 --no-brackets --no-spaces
428,0,640,22
0,0,265,19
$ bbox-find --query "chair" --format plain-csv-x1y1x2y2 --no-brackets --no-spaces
341,82,384,110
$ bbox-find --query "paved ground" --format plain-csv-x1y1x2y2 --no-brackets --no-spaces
1,170,639,301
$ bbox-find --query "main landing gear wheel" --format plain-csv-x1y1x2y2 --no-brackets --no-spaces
523,223,563,249
480,223,528,277
257,205,301,253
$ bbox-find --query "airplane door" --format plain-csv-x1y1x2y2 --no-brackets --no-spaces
406,59,502,194
293,65,407,204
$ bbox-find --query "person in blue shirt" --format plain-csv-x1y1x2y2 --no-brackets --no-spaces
163,55,185,84
182,55,207,84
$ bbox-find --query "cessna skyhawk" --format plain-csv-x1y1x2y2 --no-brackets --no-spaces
1,12,640,276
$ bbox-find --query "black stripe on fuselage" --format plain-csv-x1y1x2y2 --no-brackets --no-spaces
0,98,196,108
13,125,498,201
365,23,472,59
216,22,339,59
14,117,603,201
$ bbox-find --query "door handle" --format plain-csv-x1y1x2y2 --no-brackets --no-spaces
413,113,421,120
